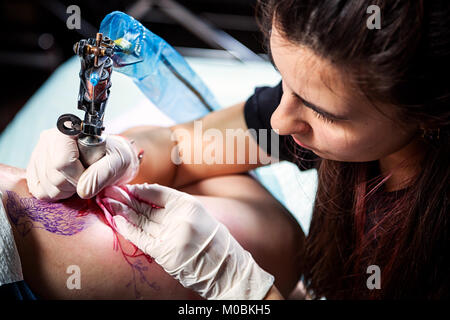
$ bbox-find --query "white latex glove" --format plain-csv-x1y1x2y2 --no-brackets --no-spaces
26,128,140,201
101,183,275,300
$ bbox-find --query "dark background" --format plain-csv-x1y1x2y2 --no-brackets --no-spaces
0,0,266,134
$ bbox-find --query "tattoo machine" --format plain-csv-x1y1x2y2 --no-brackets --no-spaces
56,33,114,167
57,11,224,167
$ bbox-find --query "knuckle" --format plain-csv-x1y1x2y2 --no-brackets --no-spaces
46,187,62,200
174,223,196,251
28,184,42,199
25,165,36,182
53,150,79,173
34,188,49,200
50,173,72,190
26,177,43,199
53,158,71,173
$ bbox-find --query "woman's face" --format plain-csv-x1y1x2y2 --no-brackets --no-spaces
269,24,420,163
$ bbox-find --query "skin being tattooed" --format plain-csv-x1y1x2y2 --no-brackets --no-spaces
0,163,304,299
6,191,95,236
4,189,161,299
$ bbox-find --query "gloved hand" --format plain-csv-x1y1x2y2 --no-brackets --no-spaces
26,128,140,200
101,183,275,300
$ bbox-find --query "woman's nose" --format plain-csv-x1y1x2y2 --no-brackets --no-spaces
270,93,310,136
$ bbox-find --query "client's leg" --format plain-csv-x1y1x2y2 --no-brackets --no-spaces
179,174,305,298
1,164,303,299
1,164,199,299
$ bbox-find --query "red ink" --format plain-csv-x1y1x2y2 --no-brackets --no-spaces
7,191,159,297
95,193,158,296
95,194,153,265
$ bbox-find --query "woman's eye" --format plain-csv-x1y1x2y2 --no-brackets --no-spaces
311,109,335,124
290,91,336,124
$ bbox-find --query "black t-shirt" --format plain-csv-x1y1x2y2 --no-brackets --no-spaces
244,81,321,171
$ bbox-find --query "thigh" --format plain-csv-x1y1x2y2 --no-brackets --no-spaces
6,191,201,300
181,174,306,297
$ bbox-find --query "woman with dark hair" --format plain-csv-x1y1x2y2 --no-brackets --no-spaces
25,0,449,299
257,0,450,299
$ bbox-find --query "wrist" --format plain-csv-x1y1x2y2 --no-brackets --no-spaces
176,223,276,300
215,255,275,300
117,134,145,164
121,126,178,186
113,134,142,184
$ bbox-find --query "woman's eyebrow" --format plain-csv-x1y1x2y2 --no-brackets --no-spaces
293,92,350,121
268,45,350,121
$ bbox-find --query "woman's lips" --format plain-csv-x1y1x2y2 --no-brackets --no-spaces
291,136,313,150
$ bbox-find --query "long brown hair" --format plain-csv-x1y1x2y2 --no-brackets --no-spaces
257,0,450,299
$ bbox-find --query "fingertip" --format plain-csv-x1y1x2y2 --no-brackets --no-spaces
28,179,50,201
26,161,40,196
33,190,47,201
78,193,93,200
77,171,102,199
46,187,62,200
76,184,94,200
25,174,37,196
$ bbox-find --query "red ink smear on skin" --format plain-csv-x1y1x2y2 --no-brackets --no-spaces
95,194,153,265
75,198,102,217
94,193,159,296
63,195,153,265
9,192,159,296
